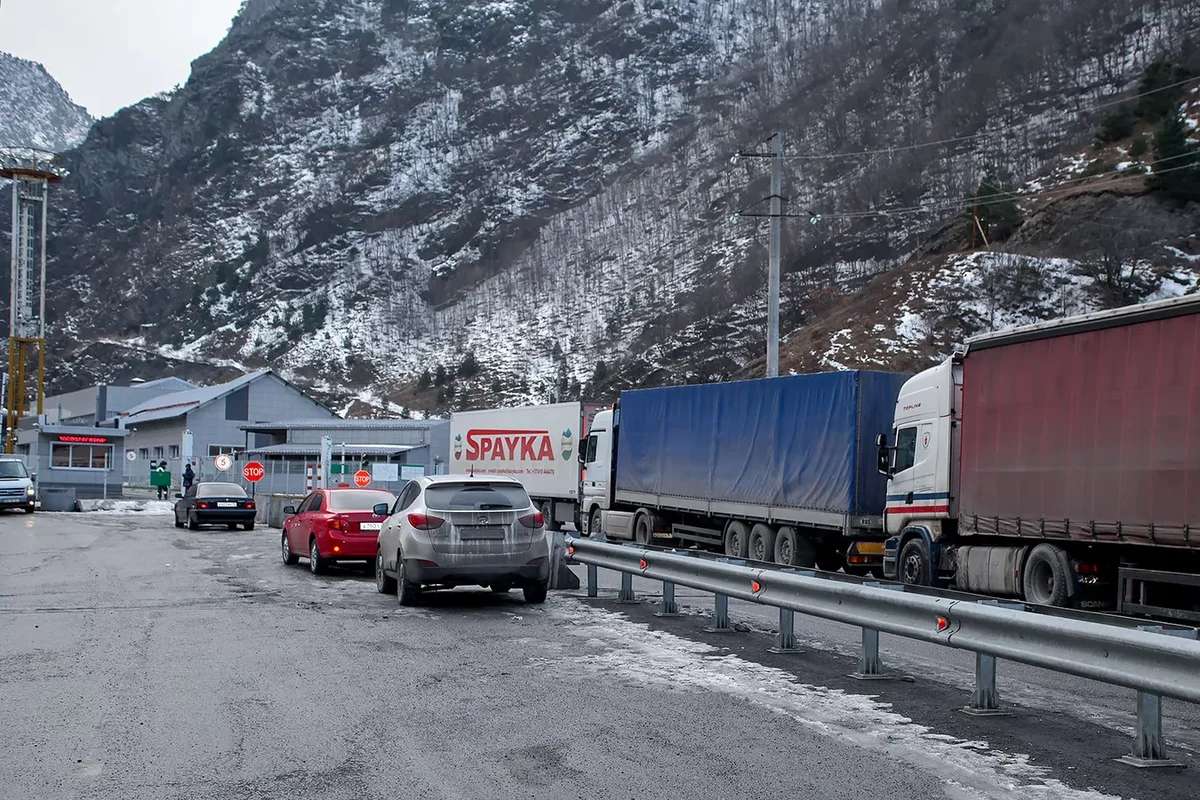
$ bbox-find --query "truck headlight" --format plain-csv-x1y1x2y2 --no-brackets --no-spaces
26,487,35,496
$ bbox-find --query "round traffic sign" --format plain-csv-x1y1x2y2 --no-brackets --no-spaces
353,470,371,488
243,461,265,483
125,449,137,462
214,453,234,472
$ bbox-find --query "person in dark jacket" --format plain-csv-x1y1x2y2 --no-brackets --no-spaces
183,463,196,491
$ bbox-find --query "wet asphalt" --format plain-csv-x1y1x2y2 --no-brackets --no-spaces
0,511,1195,800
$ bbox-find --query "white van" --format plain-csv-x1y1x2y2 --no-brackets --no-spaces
0,457,36,513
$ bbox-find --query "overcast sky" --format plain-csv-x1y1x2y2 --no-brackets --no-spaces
0,0,245,118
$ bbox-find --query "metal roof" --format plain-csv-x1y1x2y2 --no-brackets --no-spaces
246,443,420,457
121,370,272,424
241,418,445,432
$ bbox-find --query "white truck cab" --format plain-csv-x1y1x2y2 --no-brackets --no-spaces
579,409,615,536
0,456,36,514
878,357,960,583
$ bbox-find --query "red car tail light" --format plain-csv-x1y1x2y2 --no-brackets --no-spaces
197,502,209,509
245,501,256,510
518,512,545,529
407,513,445,530
329,517,344,531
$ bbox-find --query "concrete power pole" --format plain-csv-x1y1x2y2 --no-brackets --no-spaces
767,133,783,378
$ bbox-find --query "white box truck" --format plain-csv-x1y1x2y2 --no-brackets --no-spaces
449,402,605,531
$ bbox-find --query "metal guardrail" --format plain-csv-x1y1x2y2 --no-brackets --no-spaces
567,536,1200,768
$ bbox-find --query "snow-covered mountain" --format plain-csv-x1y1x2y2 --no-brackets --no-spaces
0,51,92,151
42,0,1200,413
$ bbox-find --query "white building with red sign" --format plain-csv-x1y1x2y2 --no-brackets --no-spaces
17,423,129,501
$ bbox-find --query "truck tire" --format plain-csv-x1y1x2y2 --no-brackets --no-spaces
724,521,749,559
774,527,816,567
898,537,931,586
1022,544,1071,607
634,512,653,546
588,507,602,539
541,502,563,532
748,524,776,563
815,541,843,573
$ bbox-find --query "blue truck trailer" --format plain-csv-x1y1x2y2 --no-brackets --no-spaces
579,370,911,571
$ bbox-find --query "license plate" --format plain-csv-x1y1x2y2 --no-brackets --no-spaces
217,502,238,508
359,522,382,531
459,526,505,540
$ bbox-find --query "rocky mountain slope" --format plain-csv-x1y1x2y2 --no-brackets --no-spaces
41,0,1200,413
0,51,93,151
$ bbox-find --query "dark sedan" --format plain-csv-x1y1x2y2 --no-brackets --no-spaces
174,482,257,531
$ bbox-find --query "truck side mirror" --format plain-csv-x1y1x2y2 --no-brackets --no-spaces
875,434,892,477
578,450,587,464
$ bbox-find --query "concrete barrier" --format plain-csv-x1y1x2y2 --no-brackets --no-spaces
257,493,303,529
549,531,580,590
41,487,76,512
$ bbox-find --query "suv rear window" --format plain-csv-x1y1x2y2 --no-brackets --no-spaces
328,490,396,511
197,483,248,498
424,483,531,511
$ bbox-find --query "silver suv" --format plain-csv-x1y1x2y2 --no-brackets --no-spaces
373,475,550,606
0,457,35,514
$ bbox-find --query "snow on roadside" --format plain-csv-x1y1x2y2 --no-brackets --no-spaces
545,602,1120,800
78,499,176,515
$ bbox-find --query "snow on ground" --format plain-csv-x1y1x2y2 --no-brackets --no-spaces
77,500,175,515
546,602,1120,800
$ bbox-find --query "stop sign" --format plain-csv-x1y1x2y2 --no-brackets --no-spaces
243,461,266,483
353,469,371,488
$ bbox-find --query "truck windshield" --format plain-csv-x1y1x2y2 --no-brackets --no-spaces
0,461,28,479
424,483,530,511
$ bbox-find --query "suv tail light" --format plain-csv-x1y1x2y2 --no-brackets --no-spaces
407,513,445,530
518,512,545,529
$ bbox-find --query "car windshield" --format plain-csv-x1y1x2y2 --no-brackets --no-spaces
328,490,396,511
197,483,247,499
0,460,28,479
423,482,530,511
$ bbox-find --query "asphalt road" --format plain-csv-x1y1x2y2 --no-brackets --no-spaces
0,510,1194,800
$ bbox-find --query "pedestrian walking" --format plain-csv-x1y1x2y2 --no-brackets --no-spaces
183,462,195,492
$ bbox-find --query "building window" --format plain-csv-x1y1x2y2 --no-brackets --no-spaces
153,446,164,460
51,444,112,471
138,448,150,460
208,445,246,456
170,445,180,459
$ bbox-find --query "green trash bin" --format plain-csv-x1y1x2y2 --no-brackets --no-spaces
150,471,172,489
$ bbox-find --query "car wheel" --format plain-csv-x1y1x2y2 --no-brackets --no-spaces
24,505,34,514
1022,544,1071,607
588,507,602,539
396,556,421,606
243,522,255,531
523,581,549,604
375,551,396,594
281,532,299,566
490,582,512,594
309,539,326,575
188,513,200,531
898,537,931,586
174,514,184,529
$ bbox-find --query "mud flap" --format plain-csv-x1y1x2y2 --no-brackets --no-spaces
548,531,580,590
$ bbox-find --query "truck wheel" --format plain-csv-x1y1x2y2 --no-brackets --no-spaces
1022,544,1071,607
588,507,602,539
898,537,931,586
774,527,816,567
634,513,653,546
541,502,563,532
724,521,749,559
815,541,843,572
748,524,776,563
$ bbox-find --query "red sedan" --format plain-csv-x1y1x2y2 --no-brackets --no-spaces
281,488,396,575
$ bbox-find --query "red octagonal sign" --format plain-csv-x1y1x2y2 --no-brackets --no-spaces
354,469,372,488
243,461,266,483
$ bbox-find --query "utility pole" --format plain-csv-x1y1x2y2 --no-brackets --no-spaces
767,133,782,378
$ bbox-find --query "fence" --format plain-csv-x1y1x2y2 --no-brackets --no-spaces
124,458,414,498
567,535,1200,769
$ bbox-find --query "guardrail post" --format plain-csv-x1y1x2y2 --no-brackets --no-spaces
616,571,637,604
656,580,680,616
850,584,911,681
1117,626,1193,768
703,558,736,633
962,600,1018,716
586,563,598,598
768,608,803,654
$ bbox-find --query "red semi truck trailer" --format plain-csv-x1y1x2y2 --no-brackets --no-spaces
879,294,1200,620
